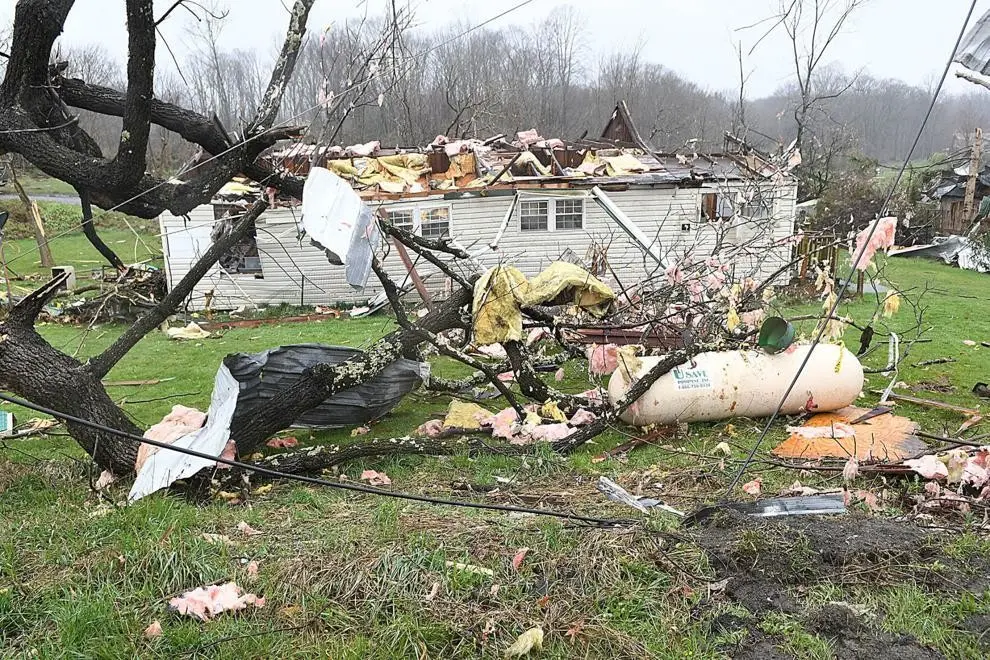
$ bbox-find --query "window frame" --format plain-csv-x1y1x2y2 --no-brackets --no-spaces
386,203,453,239
213,203,264,277
518,197,585,232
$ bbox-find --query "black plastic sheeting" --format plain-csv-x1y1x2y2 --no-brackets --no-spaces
224,344,429,429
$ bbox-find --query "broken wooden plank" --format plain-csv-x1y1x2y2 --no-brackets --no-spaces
390,236,433,311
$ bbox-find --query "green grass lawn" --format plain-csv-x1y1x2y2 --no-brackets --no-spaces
2,247,990,658
7,174,78,197
2,231,162,292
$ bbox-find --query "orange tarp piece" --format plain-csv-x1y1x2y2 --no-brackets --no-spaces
773,406,926,462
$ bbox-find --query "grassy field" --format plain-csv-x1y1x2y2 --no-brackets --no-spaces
3,173,78,197
1,240,990,657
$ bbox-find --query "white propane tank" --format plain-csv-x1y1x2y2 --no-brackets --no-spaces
607,344,863,426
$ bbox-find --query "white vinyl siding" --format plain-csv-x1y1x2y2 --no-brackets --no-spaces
161,180,798,310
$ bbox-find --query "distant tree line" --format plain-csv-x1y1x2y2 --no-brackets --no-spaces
6,6,990,179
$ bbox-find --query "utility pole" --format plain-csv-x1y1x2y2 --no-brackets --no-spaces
962,127,983,228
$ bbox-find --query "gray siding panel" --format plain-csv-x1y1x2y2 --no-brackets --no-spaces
161,182,798,310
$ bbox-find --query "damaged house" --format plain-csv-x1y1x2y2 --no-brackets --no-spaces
926,163,990,235
159,104,799,311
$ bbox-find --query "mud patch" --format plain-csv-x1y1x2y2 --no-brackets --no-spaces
732,632,794,660
806,603,945,660
693,510,943,588
961,614,990,646
724,577,800,614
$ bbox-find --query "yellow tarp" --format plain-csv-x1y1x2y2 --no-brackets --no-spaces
472,262,616,345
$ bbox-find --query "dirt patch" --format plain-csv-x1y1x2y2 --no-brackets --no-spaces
806,603,945,660
961,614,990,645
732,632,795,660
911,375,955,393
694,510,938,587
724,577,800,614
726,603,946,660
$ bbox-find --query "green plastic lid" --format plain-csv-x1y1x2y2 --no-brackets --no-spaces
758,316,795,354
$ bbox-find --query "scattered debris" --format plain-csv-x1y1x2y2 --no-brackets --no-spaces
773,406,925,461
444,561,494,577
472,262,615,345
742,479,763,496
168,582,265,621
881,391,983,432
596,476,683,515
266,436,299,449
443,400,491,430
0,410,14,438
129,365,239,502
94,470,116,491
891,235,990,272
360,469,392,486
103,378,174,387
236,521,262,537
301,167,381,289
511,547,529,572
225,344,428,429
974,383,990,399
143,620,163,639
414,419,444,438
592,425,676,463
914,357,956,367
200,533,233,546
164,322,211,341
504,627,544,658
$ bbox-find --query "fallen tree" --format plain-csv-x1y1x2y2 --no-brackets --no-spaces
0,0,913,493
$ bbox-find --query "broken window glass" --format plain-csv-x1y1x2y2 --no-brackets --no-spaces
701,193,734,221
520,200,549,231
212,204,263,277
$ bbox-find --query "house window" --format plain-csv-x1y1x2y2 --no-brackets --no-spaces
739,192,770,219
213,204,263,277
519,198,584,231
387,204,452,238
701,193,734,221
554,199,584,229
520,200,549,231
421,207,451,239
390,208,415,233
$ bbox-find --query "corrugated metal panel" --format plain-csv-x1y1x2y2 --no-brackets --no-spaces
956,10,990,75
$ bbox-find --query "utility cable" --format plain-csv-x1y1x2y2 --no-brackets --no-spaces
722,0,980,499
0,390,630,528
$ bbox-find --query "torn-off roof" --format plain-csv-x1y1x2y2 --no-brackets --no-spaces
235,103,794,203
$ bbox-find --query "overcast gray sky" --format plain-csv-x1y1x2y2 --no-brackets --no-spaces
2,0,988,98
